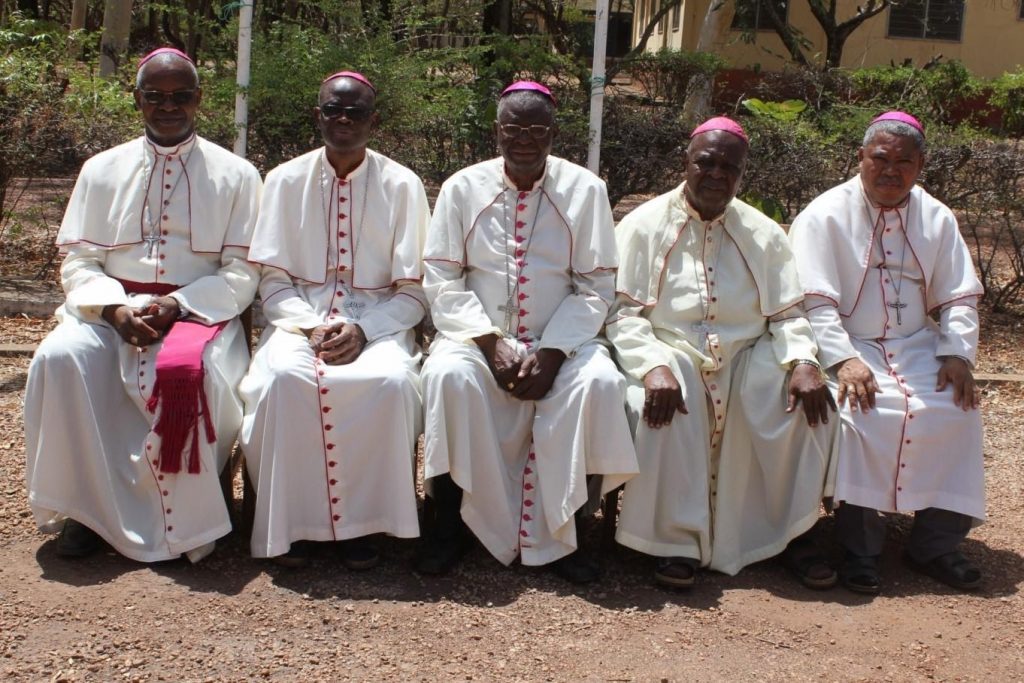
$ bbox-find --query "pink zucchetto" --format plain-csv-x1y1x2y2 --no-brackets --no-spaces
870,111,925,137
322,70,377,94
500,80,557,105
137,47,193,69
690,116,749,144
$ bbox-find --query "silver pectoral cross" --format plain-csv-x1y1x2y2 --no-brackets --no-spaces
887,299,907,325
143,233,161,259
692,320,714,351
343,299,366,320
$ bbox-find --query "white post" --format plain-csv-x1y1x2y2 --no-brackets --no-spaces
586,0,609,175
233,0,253,158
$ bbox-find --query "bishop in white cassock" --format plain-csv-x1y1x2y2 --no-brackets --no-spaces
24,49,261,562
606,117,837,589
240,71,427,568
789,112,985,593
418,82,637,583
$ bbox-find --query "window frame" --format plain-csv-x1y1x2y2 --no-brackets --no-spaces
886,0,965,42
730,0,791,32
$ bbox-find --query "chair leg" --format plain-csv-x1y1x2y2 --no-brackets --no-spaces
220,446,240,527
241,457,256,538
602,485,622,552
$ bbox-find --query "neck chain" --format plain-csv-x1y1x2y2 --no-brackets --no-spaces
501,181,545,336
874,205,910,325
141,139,196,258
687,213,725,351
319,151,372,278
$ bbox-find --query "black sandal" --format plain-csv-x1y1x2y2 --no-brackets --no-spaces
654,557,698,589
840,553,881,594
782,540,838,590
905,551,982,591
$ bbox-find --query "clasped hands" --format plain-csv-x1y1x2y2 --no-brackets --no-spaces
475,333,565,401
102,296,181,347
305,322,367,365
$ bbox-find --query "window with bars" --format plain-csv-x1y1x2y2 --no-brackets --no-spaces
887,0,965,41
731,0,790,31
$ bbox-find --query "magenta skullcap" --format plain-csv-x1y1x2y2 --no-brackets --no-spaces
137,47,194,70
322,71,377,93
691,116,748,144
870,111,925,137
500,80,557,105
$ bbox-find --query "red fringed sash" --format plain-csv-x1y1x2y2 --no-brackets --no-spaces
146,319,226,474
116,279,226,475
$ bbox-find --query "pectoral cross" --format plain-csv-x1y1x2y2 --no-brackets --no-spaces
498,301,516,335
343,299,366,319
887,299,907,325
143,233,161,259
692,320,714,351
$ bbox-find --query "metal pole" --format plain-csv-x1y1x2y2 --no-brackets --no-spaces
233,0,253,158
586,0,610,175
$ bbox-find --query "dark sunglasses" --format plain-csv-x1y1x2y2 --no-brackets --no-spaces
499,123,551,140
319,103,374,122
138,89,198,106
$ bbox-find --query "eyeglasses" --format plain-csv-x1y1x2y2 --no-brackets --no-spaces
138,89,198,106
499,123,551,140
319,103,374,122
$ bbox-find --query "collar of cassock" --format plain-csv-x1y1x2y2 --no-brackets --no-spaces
321,147,371,182
858,174,911,214
145,133,197,158
679,182,728,224
501,161,548,193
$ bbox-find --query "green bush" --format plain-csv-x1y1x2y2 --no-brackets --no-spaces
623,48,724,109
989,68,1024,136
848,61,981,127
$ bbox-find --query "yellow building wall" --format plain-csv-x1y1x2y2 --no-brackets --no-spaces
635,0,1024,78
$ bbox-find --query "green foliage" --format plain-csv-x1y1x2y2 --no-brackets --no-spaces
849,61,981,126
989,68,1024,136
624,48,725,109
741,98,807,122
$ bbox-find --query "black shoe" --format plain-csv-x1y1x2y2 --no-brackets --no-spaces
271,541,314,568
654,556,698,589
905,550,982,591
56,519,101,558
415,530,467,575
340,537,380,571
550,551,600,585
840,552,881,594
417,474,467,575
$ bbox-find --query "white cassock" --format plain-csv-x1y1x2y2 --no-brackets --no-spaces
421,156,638,566
789,176,985,521
605,185,836,575
240,148,427,558
24,134,261,562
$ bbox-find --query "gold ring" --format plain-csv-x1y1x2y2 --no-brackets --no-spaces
507,382,515,390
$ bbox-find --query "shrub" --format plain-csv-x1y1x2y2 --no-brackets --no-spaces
623,48,724,109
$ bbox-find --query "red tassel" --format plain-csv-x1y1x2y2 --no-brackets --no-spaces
148,369,205,475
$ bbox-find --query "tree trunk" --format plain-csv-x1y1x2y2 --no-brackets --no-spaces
682,0,735,123
69,0,87,30
99,0,133,77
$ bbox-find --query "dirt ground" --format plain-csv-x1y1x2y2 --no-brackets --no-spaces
1,177,1023,681
1,313,1022,682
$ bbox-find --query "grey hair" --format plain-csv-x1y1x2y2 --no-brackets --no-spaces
863,120,926,153
136,54,200,90
497,90,556,121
